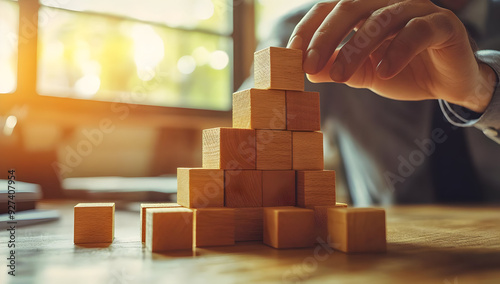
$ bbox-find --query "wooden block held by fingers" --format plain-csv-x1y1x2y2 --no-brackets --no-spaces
233,89,286,130
194,208,235,247
256,130,292,170
146,208,193,252
309,203,348,244
328,208,386,253
234,207,263,241
296,170,336,207
263,207,315,249
203,128,256,169
262,170,296,207
177,168,224,208
140,203,181,243
254,47,304,91
286,91,320,131
225,170,262,207
74,203,115,244
292,132,324,170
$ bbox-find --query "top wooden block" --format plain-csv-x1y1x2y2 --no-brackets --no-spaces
254,47,304,91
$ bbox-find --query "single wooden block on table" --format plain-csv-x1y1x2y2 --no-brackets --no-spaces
194,208,235,247
225,170,262,207
140,203,181,243
292,132,324,170
256,130,292,170
296,170,336,207
203,128,256,170
286,91,320,131
146,207,193,252
233,88,286,130
254,47,304,91
74,203,115,244
234,207,263,241
309,203,348,243
262,170,296,207
263,207,315,249
328,208,386,253
177,168,224,208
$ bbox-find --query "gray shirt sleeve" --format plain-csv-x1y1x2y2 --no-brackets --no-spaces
440,50,500,143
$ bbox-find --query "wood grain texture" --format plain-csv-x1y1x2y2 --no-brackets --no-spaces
328,208,386,253
308,203,348,244
74,203,115,244
194,208,235,247
296,170,336,207
254,47,304,91
202,127,256,169
292,131,324,170
263,207,315,249
286,91,320,131
145,207,193,252
234,207,263,241
233,88,286,130
256,130,292,170
262,170,296,207
140,203,181,243
177,168,224,208
225,170,262,207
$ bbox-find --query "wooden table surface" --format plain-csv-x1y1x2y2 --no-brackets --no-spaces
1,202,500,284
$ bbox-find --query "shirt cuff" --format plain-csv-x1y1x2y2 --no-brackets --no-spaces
440,50,500,143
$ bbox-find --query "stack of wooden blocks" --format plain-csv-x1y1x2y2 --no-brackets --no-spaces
73,47,386,254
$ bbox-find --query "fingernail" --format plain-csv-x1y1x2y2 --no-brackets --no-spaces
377,59,390,78
304,49,320,74
287,35,302,49
330,61,344,82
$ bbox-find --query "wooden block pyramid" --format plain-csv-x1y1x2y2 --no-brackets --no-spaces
143,47,386,253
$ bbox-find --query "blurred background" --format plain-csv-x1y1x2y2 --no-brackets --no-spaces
0,0,345,203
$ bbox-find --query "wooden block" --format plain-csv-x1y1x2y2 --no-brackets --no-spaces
309,203,348,244
263,207,315,249
328,208,386,253
194,208,235,247
225,170,262,207
296,170,336,207
286,91,320,131
140,203,181,243
234,207,263,241
233,88,286,130
203,128,256,169
256,130,292,170
292,131,324,170
74,203,115,244
254,47,304,91
177,168,224,208
145,207,193,252
262,170,296,207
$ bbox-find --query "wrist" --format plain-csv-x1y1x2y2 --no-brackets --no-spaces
458,63,496,113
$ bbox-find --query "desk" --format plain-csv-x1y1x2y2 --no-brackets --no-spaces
1,202,499,283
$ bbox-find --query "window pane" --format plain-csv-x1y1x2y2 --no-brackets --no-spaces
0,0,19,94
38,8,232,110
256,0,313,41
40,0,232,35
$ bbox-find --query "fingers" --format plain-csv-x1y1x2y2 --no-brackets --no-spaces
376,10,465,79
329,1,436,82
288,2,337,53
303,0,391,74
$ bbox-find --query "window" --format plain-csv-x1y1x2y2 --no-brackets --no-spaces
0,0,19,94
36,0,233,110
256,0,313,41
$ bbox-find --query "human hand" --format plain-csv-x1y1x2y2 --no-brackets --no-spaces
288,0,496,112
